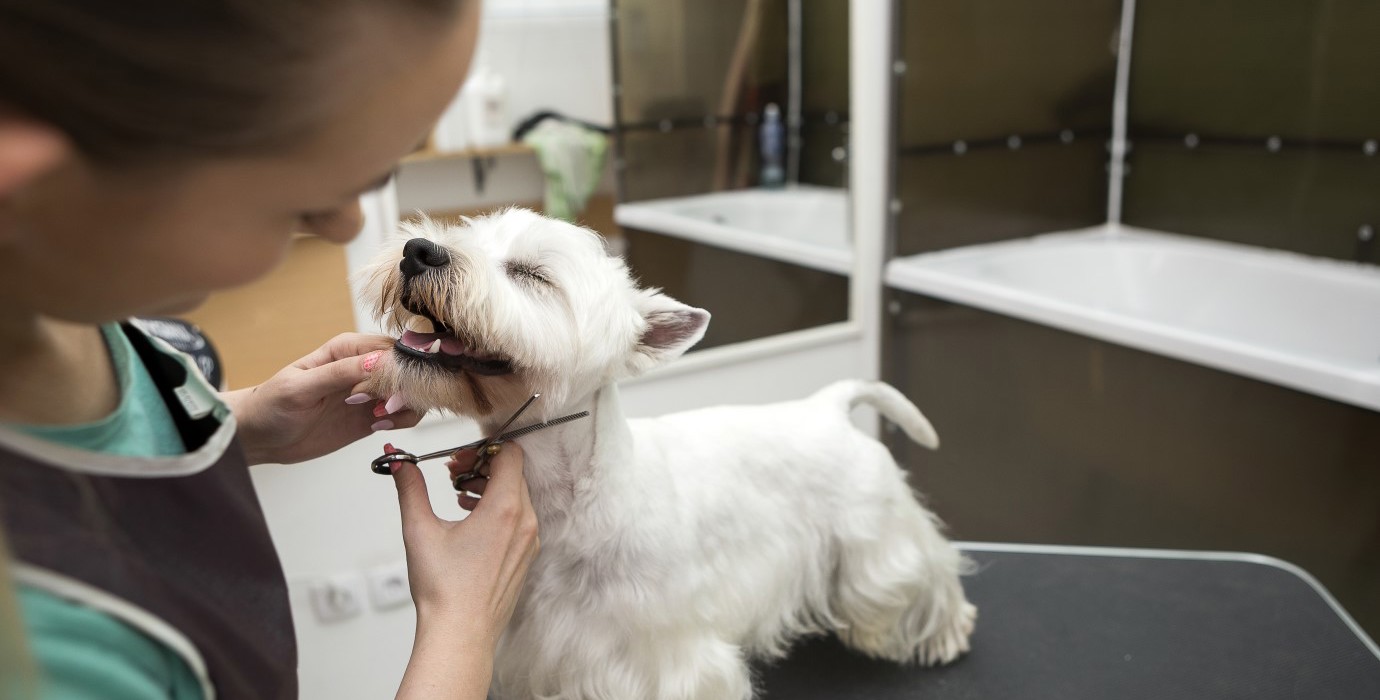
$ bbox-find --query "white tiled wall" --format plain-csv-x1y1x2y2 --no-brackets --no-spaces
475,1,613,127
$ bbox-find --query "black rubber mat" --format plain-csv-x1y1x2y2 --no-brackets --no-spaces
755,548,1380,699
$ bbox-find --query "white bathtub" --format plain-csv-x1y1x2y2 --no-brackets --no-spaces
886,225,1380,411
614,186,852,275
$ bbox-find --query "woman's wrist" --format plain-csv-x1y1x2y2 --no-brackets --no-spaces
399,612,496,700
414,600,498,654
219,387,270,465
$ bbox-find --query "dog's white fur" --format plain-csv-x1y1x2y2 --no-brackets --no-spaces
361,209,975,700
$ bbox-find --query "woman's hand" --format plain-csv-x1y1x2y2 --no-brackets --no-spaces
450,453,493,512
391,443,540,699
221,333,421,465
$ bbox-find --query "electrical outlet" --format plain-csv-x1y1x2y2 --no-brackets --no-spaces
368,562,412,610
308,573,367,624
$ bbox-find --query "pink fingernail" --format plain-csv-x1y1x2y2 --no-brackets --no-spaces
384,393,408,415
345,393,372,405
371,419,395,431
362,351,383,372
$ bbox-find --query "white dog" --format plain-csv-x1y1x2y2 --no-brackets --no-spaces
360,209,975,700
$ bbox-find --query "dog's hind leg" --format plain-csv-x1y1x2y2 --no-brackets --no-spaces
649,636,753,700
539,634,752,700
828,461,975,666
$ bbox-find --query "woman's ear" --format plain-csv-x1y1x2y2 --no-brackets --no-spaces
0,117,69,200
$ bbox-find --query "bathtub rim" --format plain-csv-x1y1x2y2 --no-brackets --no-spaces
614,185,853,276
886,224,1380,412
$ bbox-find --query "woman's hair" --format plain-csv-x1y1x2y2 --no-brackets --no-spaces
1,524,38,699
0,0,461,165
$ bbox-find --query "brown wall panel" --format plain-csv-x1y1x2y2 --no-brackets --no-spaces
884,292,1380,636
896,140,1109,255
899,0,1120,147
623,228,849,352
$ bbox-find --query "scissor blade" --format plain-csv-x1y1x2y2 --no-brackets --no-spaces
400,408,590,466
496,411,591,441
490,393,541,441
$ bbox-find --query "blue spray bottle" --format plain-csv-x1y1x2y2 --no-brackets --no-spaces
759,103,785,188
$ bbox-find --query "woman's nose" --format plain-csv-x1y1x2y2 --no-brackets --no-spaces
299,200,364,243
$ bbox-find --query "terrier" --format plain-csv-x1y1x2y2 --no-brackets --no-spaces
359,209,976,700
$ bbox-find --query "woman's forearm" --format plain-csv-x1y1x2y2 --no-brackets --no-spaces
397,615,495,700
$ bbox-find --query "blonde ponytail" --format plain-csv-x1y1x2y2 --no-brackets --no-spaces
0,525,39,700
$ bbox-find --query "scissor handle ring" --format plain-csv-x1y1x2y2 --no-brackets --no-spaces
452,467,492,491
370,452,418,475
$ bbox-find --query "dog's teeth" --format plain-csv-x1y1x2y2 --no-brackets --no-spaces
426,339,442,354
406,316,435,334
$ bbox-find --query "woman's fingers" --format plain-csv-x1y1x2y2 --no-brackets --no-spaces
476,442,525,504
455,476,488,495
377,409,421,432
446,449,480,480
454,475,489,511
450,447,489,511
296,350,384,399
444,444,531,512
457,492,482,511
295,332,391,371
458,443,529,516
389,448,436,531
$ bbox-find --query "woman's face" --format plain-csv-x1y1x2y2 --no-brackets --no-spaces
0,3,479,322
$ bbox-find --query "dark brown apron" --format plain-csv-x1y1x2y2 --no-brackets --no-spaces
0,323,297,699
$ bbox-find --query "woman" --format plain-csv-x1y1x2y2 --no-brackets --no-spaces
0,1,538,698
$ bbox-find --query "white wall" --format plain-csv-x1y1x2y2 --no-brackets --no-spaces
474,0,613,128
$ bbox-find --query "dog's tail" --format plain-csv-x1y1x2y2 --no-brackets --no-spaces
814,380,939,450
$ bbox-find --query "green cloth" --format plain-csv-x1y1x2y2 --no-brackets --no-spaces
521,118,609,223
18,587,203,700
10,323,202,700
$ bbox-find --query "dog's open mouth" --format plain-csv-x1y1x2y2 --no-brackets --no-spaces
392,297,514,376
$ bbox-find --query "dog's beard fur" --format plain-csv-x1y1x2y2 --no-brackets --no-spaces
357,210,693,423
362,253,534,417
359,209,975,699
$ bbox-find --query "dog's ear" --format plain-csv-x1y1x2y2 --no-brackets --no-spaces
627,290,710,374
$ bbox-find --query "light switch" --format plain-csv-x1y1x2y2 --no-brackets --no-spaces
308,573,367,624
368,561,412,610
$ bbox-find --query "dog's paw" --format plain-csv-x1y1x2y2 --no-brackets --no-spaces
917,601,976,666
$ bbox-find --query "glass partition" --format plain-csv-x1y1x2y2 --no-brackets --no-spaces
1123,0,1380,259
893,0,1119,255
612,0,852,352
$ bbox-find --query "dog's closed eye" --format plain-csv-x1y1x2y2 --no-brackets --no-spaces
505,261,553,286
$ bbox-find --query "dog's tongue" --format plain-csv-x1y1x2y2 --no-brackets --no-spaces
400,330,467,356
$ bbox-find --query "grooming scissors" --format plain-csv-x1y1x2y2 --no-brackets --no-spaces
369,393,590,490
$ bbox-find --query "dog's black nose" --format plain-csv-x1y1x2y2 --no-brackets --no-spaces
400,238,450,278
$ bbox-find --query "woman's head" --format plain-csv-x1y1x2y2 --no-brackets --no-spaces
0,0,480,322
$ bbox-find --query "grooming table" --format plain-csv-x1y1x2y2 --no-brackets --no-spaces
756,543,1380,699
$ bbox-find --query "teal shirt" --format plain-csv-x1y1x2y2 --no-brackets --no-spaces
17,324,186,457
19,587,203,700
11,323,205,700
